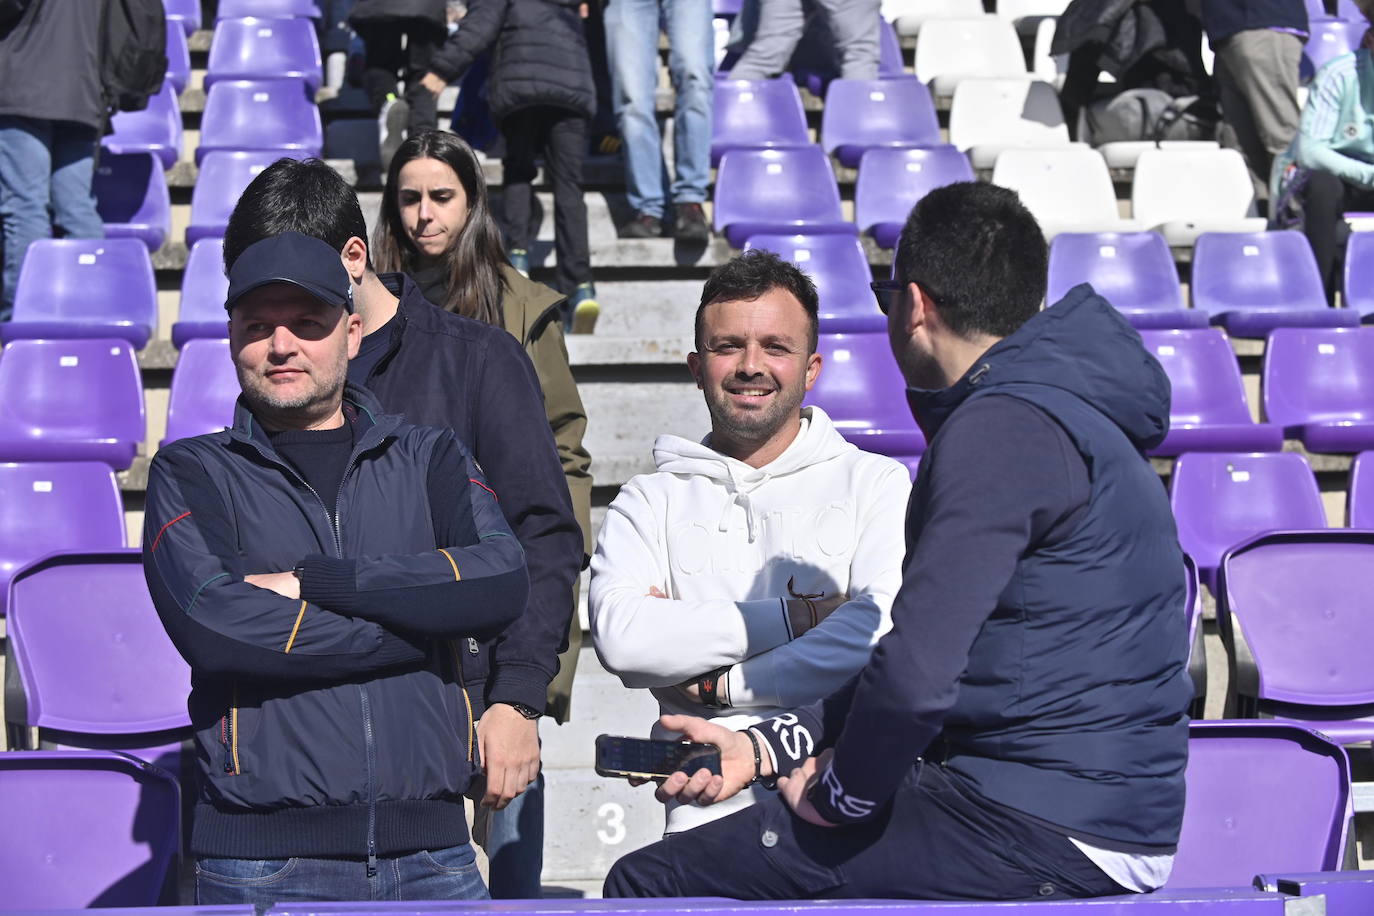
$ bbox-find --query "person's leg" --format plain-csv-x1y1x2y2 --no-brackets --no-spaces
0,116,54,316
726,0,807,79
1301,170,1347,300
545,112,593,294
819,0,880,80
663,0,715,210
358,22,406,115
499,109,540,257
48,121,104,240
403,24,442,136
480,772,547,899
195,855,368,904
392,843,491,900
1214,30,1302,191
604,0,669,222
606,763,1127,901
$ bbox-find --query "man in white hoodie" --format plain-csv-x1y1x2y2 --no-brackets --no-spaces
589,250,911,834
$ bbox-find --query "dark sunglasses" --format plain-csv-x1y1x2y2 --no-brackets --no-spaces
870,280,905,316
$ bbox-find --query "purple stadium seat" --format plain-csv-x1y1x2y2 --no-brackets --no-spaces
1302,18,1361,80
164,0,201,35
821,78,940,168
806,332,926,463
1341,231,1374,321
1170,721,1351,888
174,238,231,347
1191,232,1359,337
1139,329,1284,455
93,151,171,252
713,147,856,247
104,82,183,169
1170,452,1326,593
0,750,180,908
218,0,322,18
2,238,158,349
165,18,191,93
1338,0,1370,18
5,551,192,781
1352,451,1373,526
714,0,743,14
1047,232,1207,328
1218,531,1374,742
1262,327,1374,452
1258,871,1374,914
0,463,125,617
711,79,810,166
188,150,304,245
196,78,323,165
205,18,324,94
745,233,883,333
0,339,145,470
855,145,974,249
165,339,238,445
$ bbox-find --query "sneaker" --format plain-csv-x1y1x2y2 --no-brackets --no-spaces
508,248,529,277
619,211,663,239
378,95,409,172
567,282,600,335
673,202,711,242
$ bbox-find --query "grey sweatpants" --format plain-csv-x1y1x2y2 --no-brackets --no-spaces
727,0,881,81
1213,28,1303,195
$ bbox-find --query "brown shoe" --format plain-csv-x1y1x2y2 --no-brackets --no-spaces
673,202,710,241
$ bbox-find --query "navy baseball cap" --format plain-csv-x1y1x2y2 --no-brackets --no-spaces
225,231,354,313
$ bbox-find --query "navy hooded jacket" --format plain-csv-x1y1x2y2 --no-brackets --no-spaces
143,384,528,859
758,286,1192,851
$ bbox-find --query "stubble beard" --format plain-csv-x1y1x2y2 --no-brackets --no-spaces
705,380,807,451
236,352,349,424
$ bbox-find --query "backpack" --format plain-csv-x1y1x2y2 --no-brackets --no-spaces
1082,88,1220,146
100,0,167,113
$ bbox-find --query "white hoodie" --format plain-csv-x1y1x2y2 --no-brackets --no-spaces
589,407,911,833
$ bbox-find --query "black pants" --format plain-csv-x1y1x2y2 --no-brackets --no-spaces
605,762,1130,901
500,106,591,294
354,19,442,137
1301,170,1374,302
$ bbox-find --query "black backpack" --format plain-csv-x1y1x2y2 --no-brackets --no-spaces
100,0,168,113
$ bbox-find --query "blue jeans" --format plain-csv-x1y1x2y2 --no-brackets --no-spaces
475,771,545,899
0,116,104,315
196,844,490,905
604,0,713,218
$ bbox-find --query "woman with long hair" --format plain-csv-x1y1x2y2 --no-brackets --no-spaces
373,128,594,898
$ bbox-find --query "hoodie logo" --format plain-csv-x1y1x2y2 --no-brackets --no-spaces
667,502,856,575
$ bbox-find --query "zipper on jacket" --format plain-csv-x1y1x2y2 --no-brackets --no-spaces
359,683,379,877
451,642,476,763
222,684,240,775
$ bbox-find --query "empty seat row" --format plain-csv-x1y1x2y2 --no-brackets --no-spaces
164,0,322,35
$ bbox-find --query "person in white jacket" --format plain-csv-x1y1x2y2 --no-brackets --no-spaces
589,250,911,834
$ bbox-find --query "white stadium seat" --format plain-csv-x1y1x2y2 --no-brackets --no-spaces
949,78,1072,169
992,146,1130,237
1131,147,1266,246
915,18,1029,97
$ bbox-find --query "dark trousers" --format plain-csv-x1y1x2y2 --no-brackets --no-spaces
605,762,1129,901
355,19,442,136
1301,170,1374,301
500,106,591,294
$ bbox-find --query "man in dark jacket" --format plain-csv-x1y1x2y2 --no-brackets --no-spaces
144,231,529,903
603,182,1192,900
222,158,585,899
0,0,108,317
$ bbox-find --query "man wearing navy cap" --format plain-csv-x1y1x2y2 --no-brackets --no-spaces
143,231,530,903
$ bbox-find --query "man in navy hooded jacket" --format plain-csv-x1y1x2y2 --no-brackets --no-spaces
604,182,1192,901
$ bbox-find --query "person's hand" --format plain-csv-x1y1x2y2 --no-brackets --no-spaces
420,71,447,96
777,749,839,828
245,571,300,600
652,714,764,806
578,1,589,16
646,585,667,598
478,703,541,810
786,591,848,638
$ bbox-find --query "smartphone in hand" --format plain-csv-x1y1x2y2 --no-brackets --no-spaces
594,734,722,780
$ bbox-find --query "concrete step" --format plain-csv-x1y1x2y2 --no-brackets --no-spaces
541,766,665,884
579,379,710,487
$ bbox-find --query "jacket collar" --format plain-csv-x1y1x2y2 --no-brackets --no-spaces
229,382,401,458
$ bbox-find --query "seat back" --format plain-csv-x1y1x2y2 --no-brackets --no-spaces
1263,327,1374,427
0,462,125,616
948,78,1068,151
105,82,183,168
0,750,180,908
1342,231,1374,318
218,0,322,17
197,78,323,164
206,16,323,92
821,78,940,166
1352,451,1374,527
165,17,192,92
998,0,1070,21
93,151,172,251
712,147,847,244
189,150,305,244
745,234,882,332
1192,231,1327,318
8,239,158,347
0,339,145,469
1170,721,1352,887
990,146,1117,228
1220,531,1374,707
1170,452,1326,587
1132,147,1257,229
165,339,238,444
1303,18,1361,78
806,333,926,452
711,79,809,165
855,145,974,239
914,18,1027,84
1139,329,1255,427
1047,231,1184,313
179,238,231,327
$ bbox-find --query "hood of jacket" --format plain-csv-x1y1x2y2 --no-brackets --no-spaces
908,283,1171,452
498,264,565,346
650,406,857,541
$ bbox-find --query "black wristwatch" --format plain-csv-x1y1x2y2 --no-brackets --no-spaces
500,701,542,720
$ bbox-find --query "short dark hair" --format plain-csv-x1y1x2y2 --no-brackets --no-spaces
222,158,372,273
695,250,820,352
893,182,1047,339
